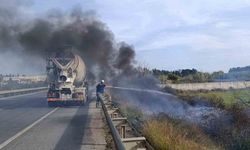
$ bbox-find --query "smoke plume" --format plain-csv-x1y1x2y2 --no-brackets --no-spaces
114,42,135,75
0,2,137,80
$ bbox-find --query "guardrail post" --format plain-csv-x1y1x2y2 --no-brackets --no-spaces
113,113,118,118
101,93,153,150
121,125,126,139
100,94,126,150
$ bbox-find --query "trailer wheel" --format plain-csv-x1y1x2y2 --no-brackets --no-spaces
82,100,86,106
48,102,55,107
85,95,89,103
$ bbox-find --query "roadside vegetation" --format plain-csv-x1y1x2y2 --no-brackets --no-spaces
143,115,219,150
152,65,250,83
163,87,250,150
173,88,250,110
119,100,250,150
112,87,250,150
117,103,220,150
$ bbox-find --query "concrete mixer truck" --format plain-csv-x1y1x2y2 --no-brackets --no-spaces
46,49,88,106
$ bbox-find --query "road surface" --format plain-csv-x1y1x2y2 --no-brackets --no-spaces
0,92,107,150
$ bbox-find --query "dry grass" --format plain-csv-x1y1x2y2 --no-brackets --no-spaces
143,117,220,150
164,89,250,150
110,90,250,150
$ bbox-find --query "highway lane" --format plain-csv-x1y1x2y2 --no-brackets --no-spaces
0,92,107,150
0,92,53,145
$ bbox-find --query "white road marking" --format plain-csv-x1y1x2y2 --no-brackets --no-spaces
0,107,59,149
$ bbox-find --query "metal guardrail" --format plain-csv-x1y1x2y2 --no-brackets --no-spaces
100,94,152,150
0,87,47,97
100,95,126,150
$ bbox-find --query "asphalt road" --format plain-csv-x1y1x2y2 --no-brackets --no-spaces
0,92,106,150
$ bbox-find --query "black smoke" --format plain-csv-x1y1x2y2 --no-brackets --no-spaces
114,42,136,75
0,0,29,49
0,2,137,80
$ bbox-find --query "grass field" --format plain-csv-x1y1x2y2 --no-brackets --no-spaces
175,89,250,110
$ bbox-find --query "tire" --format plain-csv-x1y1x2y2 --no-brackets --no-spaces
48,101,55,107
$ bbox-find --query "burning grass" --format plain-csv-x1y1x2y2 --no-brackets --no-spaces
163,88,250,149
110,87,250,150
121,105,250,150
117,103,220,150
143,115,220,150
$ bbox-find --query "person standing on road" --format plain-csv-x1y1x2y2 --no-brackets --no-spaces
96,80,106,108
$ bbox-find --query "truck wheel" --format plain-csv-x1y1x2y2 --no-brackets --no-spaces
78,101,83,106
85,95,88,102
48,102,55,107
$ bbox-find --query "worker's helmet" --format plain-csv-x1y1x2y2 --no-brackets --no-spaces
101,80,105,83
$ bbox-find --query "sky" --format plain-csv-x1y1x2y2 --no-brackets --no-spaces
7,0,250,73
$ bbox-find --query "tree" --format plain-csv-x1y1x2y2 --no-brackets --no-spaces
211,71,225,80
167,74,179,82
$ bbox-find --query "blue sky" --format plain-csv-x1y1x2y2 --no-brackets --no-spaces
29,0,250,72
